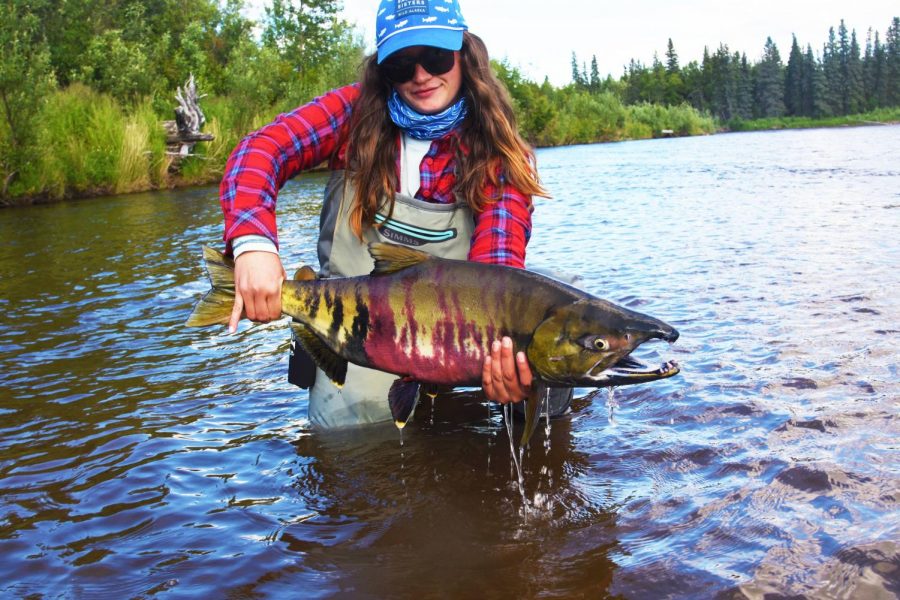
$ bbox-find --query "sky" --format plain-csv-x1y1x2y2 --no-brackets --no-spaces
329,0,899,85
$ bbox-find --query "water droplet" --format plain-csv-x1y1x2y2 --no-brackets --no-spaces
607,387,619,425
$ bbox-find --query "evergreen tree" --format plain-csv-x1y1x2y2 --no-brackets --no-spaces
784,35,804,116
822,28,842,115
570,52,585,87
736,52,754,119
623,58,645,104
847,30,865,113
665,38,679,73
887,17,900,105
801,44,816,116
863,28,876,108
590,55,601,92
802,44,829,117
681,59,705,111
704,45,727,118
647,53,666,104
837,20,852,113
699,47,714,112
869,30,888,108
754,37,785,117
831,20,866,114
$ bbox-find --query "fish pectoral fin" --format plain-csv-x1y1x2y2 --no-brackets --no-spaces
368,242,432,276
520,382,549,448
290,322,348,387
388,378,420,429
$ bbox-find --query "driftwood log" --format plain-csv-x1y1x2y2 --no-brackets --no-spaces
162,75,214,168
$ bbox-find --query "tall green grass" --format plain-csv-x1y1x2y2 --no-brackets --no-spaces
19,84,268,199
522,91,717,147
116,101,169,193
37,84,124,198
625,102,718,139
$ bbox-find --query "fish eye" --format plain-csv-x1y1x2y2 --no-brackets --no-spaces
580,335,610,351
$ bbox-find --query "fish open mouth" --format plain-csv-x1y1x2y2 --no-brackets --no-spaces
591,355,680,387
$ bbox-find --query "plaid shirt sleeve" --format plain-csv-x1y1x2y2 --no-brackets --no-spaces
219,84,359,252
467,175,533,269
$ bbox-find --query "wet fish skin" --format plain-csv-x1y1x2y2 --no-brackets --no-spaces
279,253,677,388
187,242,680,437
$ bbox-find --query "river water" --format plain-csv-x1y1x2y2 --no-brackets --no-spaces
1,125,898,598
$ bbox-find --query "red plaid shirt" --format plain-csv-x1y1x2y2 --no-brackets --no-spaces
220,84,532,268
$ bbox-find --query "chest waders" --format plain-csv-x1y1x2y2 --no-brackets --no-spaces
293,171,474,428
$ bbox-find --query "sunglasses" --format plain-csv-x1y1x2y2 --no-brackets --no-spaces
379,47,456,83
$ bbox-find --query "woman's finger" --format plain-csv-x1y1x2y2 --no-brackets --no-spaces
482,353,494,391
490,339,509,403
516,351,533,392
266,283,283,321
229,292,244,334
500,337,518,389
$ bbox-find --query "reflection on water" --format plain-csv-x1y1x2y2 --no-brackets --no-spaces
1,126,899,598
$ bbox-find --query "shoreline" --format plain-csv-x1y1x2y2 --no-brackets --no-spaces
2,117,897,209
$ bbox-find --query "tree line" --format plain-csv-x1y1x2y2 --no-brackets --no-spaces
572,17,900,123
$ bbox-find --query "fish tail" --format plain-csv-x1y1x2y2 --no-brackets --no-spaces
185,246,237,327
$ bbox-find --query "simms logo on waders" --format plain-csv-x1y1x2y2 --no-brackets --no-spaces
374,213,458,247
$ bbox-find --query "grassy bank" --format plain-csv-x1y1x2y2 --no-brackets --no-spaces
1,84,897,208
1,84,279,206
727,107,900,132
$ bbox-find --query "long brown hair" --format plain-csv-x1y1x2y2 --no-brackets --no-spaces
343,32,548,238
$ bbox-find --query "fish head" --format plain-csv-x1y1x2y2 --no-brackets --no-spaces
527,298,679,386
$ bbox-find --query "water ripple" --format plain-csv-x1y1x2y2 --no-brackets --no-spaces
1,126,899,597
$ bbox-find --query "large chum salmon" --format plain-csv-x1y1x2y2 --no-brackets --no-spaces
187,242,680,445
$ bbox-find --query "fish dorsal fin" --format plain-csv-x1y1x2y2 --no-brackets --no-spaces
292,265,317,281
290,322,347,387
368,242,431,275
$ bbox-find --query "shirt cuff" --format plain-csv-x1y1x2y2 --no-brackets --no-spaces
231,235,279,259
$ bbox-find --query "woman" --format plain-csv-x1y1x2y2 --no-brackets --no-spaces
219,0,551,427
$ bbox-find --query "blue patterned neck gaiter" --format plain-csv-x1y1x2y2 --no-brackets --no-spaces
387,90,468,140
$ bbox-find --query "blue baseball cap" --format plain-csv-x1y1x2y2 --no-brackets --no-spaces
375,0,468,64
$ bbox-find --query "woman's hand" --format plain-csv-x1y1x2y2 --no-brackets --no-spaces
229,251,287,333
482,336,533,404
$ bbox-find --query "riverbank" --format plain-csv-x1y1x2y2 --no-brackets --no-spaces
725,107,900,132
2,102,898,209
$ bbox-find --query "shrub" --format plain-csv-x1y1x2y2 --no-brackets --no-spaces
38,84,125,198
